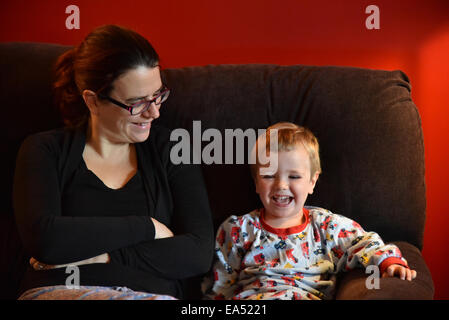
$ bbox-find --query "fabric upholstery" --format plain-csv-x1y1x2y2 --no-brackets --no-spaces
0,42,432,299
336,242,434,299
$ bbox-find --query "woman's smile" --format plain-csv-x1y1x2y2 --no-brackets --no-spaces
131,121,151,129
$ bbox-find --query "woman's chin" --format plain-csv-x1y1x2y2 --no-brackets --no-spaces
132,132,150,143
128,124,151,142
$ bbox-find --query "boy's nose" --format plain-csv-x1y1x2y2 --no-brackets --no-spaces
275,178,288,190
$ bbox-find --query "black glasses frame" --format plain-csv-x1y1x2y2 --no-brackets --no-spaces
98,86,170,115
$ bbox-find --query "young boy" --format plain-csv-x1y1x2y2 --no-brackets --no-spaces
202,122,416,300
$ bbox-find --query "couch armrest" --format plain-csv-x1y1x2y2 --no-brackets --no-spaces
335,241,434,299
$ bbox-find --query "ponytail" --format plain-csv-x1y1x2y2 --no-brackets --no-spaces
53,47,89,128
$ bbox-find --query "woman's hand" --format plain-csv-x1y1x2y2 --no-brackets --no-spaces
30,253,110,271
151,218,174,239
382,264,417,281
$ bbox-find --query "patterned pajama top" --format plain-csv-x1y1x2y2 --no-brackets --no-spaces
202,206,408,300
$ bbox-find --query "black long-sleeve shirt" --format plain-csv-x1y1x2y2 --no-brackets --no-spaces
13,123,214,298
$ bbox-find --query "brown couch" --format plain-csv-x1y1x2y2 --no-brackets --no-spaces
0,42,434,299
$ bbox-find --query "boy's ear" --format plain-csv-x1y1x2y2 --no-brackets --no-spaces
308,172,320,195
253,172,262,194
254,176,260,194
251,165,260,194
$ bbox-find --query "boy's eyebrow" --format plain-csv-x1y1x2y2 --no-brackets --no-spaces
289,169,305,174
125,85,164,103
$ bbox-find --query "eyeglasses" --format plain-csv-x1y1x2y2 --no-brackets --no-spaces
98,86,170,115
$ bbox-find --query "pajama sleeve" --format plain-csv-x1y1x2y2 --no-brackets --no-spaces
325,213,408,274
203,216,245,300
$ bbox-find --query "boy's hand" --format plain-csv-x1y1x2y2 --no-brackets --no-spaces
382,264,417,281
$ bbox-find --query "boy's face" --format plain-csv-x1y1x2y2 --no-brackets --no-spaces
254,144,319,225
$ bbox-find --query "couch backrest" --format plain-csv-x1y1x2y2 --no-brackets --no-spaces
1,42,426,251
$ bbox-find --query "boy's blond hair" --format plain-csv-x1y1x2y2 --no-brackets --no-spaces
250,122,321,179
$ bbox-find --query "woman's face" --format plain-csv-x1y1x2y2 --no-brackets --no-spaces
95,65,163,144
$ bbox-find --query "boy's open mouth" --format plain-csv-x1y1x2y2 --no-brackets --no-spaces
272,195,293,206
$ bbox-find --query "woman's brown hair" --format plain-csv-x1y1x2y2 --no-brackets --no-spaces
53,25,160,127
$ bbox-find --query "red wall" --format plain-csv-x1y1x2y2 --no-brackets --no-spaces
1,0,448,299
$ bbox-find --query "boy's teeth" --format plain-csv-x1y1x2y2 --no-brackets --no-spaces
273,196,292,203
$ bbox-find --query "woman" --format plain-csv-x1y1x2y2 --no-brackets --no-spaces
13,25,214,299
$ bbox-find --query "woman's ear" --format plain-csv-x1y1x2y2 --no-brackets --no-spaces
82,89,99,115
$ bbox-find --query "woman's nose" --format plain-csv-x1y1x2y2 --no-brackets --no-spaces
142,103,160,119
